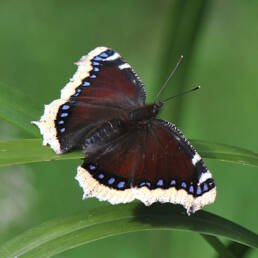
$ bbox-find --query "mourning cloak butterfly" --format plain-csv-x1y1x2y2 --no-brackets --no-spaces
33,46,216,215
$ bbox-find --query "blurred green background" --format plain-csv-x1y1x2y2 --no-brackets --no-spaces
0,0,257,257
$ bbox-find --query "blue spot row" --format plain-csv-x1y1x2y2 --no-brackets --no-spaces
95,171,126,189
169,180,207,196
57,101,74,134
73,50,113,98
85,163,213,195
136,178,211,197
73,50,114,98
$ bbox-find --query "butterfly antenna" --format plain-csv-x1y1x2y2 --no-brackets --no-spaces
155,55,184,102
161,86,200,103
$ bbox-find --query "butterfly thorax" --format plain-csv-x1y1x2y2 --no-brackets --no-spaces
129,102,163,122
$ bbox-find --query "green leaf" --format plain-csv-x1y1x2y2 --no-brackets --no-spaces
0,82,40,137
0,204,257,257
1,138,258,168
0,139,81,167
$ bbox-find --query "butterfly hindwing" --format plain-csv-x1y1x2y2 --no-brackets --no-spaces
75,118,216,215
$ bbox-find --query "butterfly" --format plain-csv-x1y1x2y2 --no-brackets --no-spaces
33,46,216,215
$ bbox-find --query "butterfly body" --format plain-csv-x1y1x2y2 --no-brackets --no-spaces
33,46,216,215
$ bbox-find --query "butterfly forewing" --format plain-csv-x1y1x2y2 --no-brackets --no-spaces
33,47,145,153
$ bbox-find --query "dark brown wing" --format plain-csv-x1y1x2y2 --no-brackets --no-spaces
76,119,216,215
33,47,145,153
